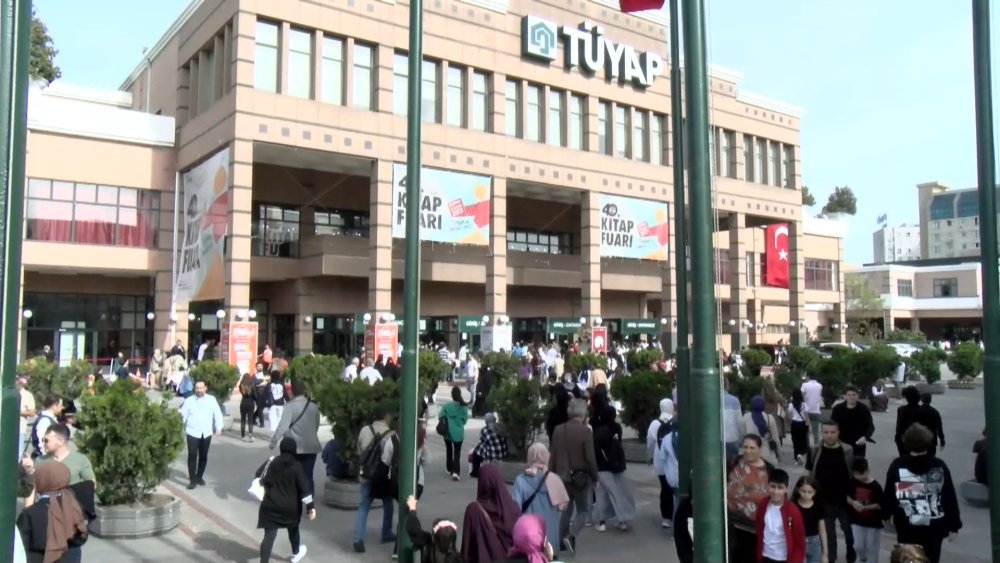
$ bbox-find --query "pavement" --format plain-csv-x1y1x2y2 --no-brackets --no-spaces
79,380,991,562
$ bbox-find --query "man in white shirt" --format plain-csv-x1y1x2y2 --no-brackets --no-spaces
800,373,824,447
16,378,35,459
359,359,382,385
179,381,223,489
343,357,360,382
466,353,480,410
196,339,210,362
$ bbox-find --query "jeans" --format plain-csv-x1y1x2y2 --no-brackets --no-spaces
851,525,880,563
294,453,317,496
657,475,674,521
186,434,212,482
260,526,300,562
468,381,477,408
445,439,462,475
353,479,395,544
558,481,593,543
239,398,255,437
805,535,822,563
809,415,822,446
268,405,284,434
825,504,855,563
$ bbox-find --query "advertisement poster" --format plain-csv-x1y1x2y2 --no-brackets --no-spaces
591,327,608,354
481,325,513,353
221,321,258,376
175,147,230,302
365,323,399,364
391,164,492,246
599,194,669,261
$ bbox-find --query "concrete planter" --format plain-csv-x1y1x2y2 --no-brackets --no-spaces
622,438,647,464
324,477,381,510
89,494,181,539
948,379,978,390
915,382,946,395
960,480,989,508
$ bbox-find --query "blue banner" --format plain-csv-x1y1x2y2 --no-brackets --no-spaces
392,164,492,246
600,194,669,260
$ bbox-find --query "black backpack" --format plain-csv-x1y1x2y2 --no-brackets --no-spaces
656,419,676,444
359,425,391,481
29,414,56,459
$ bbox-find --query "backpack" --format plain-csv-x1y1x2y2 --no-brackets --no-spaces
29,413,56,459
360,425,391,482
179,374,194,396
656,419,676,445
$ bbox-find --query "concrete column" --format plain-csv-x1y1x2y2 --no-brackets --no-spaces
581,192,601,321
747,298,763,345
661,234,677,351
293,280,313,357
729,213,749,352
833,303,847,344
154,271,190,353
789,220,806,345
226,141,254,315
487,178,507,319
369,159,394,315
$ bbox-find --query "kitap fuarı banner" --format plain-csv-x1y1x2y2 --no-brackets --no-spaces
175,147,230,303
392,164,492,245
599,194,669,260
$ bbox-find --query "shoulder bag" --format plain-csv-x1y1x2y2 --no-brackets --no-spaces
281,399,312,440
520,470,550,512
248,456,275,502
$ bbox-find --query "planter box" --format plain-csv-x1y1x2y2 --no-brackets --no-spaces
89,494,181,539
915,383,946,395
947,379,978,390
622,438,648,464
324,477,381,510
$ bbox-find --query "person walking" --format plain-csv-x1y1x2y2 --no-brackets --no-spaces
268,371,287,434
255,437,315,563
753,469,805,563
792,475,828,563
831,385,874,459
16,462,89,563
806,420,855,563
466,353,480,415
894,386,924,457
723,379,744,464
647,398,676,528
591,404,636,532
919,393,945,457
788,389,811,466
726,435,774,563
801,373,824,446
469,413,507,478
21,424,95,507
742,396,781,465
500,514,558,563
29,396,62,460
353,405,397,553
461,463,521,563
269,379,322,497
439,387,469,481
180,381,223,490
548,398,598,556
847,458,884,563
16,377,36,460
511,443,569,551
238,373,257,442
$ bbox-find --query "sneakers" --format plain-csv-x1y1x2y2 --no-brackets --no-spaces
249,435,254,443
291,545,307,562
661,519,672,529
794,454,804,466
617,521,629,531
451,473,460,482
595,522,607,532
561,536,576,556
352,541,366,553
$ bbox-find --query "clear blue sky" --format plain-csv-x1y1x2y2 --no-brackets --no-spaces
35,0,989,264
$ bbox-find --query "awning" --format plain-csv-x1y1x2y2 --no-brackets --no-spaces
547,317,584,334
457,315,483,335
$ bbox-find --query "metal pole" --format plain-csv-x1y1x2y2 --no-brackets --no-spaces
680,0,725,560
972,1,1000,559
668,0,691,501
0,0,30,560
396,0,423,559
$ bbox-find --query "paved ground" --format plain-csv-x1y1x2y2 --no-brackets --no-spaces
78,380,991,562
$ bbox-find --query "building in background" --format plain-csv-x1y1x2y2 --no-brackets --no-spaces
872,223,920,264
917,181,993,260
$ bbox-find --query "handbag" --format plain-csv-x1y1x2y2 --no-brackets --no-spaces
248,456,275,502
436,416,448,437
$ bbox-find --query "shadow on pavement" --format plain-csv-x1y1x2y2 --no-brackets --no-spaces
192,531,261,562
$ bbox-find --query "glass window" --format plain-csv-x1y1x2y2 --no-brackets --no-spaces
932,277,958,297
745,251,755,287
804,259,837,291
254,20,279,93
713,249,731,285
321,36,344,105
650,114,663,165
288,28,313,98
504,80,520,137
720,130,736,178
633,110,647,161
770,140,781,187
314,208,370,237
26,180,160,248
548,90,563,147
506,228,575,254
252,203,300,257
614,105,629,158
199,49,215,110
756,138,768,185
526,84,542,142
393,53,408,116
598,101,610,155
568,94,584,150
421,59,439,123
782,144,794,188
352,43,374,110
471,71,489,132
446,65,464,127
743,135,755,182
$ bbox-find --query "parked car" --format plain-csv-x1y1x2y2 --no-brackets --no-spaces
887,342,919,357
810,341,860,358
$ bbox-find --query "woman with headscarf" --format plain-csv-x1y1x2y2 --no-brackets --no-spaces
646,398,676,528
461,463,521,563
255,437,316,563
498,514,557,563
511,443,569,549
544,386,571,442
16,461,88,563
592,404,636,531
470,413,508,478
741,396,780,465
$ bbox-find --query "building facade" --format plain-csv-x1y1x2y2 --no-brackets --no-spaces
20,0,847,366
917,181,992,260
872,223,920,264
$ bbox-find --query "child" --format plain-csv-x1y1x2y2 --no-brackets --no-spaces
754,468,805,563
405,495,463,563
848,458,885,563
792,475,828,563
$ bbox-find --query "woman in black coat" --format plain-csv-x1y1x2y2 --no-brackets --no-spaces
257,437,317,563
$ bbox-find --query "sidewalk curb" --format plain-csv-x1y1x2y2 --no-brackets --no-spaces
161,480,260,550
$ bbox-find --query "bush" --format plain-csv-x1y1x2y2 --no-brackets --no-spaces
486,377,547,461
189,361,239,406
906,348,947,384
852,344,900,395
313,378,401,476
773,366,803,399
725,372,763,411
948,342,984,379
885,329,927,342
480,352,521,382
625,349,664,373
19,358,91,404
785,346,821,373
418,350,446,395
285,354,345,399
611,369,673,439
740,349,772,377
76,380,184,505
815,349,854,406
566,352,608,375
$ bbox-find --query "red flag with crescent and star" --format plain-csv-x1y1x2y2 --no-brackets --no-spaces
619,0,664,12
765,223,790,288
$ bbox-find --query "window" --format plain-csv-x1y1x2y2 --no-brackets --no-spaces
745,251,755,287
526,84,542,142
26,179,160,248
254,21,279,92
504,80,520,137
713,249,731,285
352,43,374,110
633,110,647,161
598,101,611,155
769,140,781,187
314,208,370,237
782,145,794,188
650,114,663,165
506,229,576,255
422,59,439,123
548,90,563,147
445,65,465,127
614,105,630,158
568,94,584,150
252,203,300,257
709,127,716,175
756,138,768,184
287,28,313,98
471,71,488,131
198,49,215,112
719,130,736,178
804,259,836,291
743,135,755,182
392,53,408,116
321,36,344,104
933,277,958,297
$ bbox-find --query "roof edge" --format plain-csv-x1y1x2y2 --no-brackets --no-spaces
119,0,204,91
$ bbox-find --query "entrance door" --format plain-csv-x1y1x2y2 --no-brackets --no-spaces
57,321,95,367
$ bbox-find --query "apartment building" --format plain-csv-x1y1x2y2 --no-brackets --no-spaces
872,223,920,264
918,181,992,260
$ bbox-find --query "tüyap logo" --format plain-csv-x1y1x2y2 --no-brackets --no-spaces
522,16,557,61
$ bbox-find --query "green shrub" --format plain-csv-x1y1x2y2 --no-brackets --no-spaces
785,346,821,373
948,342,984,379
611,369,673,439
625,349,664,373
740,349,772,377
486,377,547,461
906,348,947,384
418,350,446,396
313,378,401,476
566,352,608,375
725,372,763,411
76,380,184,505
773,366,803,399
189,360,239,406
852,344,900,395
480,352,521,381
285,354,345,399
885,329,927,342
816,349,855,406
19,358,91,404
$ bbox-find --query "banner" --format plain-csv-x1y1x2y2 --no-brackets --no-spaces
365,323,399,364
764,223,790,288
392,164,492,245
221,321,258,376
482,325,513,353
621,318,659,335
175,147,230,302
591,327,608,354
599,194,669,260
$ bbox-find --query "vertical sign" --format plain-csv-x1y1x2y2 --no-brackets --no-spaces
175,147,230,302
221,321,258,376
592,326,608,354
481,325,513,353
365,323,399,364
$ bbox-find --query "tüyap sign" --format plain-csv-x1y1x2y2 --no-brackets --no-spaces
521,15,664,88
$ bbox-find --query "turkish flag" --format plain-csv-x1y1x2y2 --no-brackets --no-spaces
764,223,790,288
620,0,665,12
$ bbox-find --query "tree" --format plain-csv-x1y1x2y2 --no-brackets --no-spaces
801,185,817,207
30,8,61,83
845,275,884,321
821,186,858,216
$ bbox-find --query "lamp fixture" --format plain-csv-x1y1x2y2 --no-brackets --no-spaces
481,314,490,324
659,317,668,326
169,312,178,322
363,313,372,323
22,309,32,319
235,309,247,320
594,317,603,326
215,309,226,319
188,313,197,321
743,320,754,328
499,315,509,324
303,315,312,324
788,321,796,328
728,319,737,327
248,309,257,319
380,312,396,323
578,316,586,325
146,312,155,321
832,323,840,329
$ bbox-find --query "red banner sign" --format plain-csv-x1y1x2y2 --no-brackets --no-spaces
365,323,399,364
221,321,258,376
592,327,609,354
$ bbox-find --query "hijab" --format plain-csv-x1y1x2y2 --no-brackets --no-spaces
462,464,521,562
485,413,499,432
508,514,549,563
33,461,87,563
659,398,675,423
749,396,768,436
525,443,569,510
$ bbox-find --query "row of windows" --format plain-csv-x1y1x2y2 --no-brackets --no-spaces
897,279,913,297
506,230,576,255
714,250,835,289
392,54,490,130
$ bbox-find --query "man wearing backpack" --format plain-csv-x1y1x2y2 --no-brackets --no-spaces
352,404,398,554
646,398,675,529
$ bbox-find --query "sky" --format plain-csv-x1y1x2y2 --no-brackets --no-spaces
33,0,989,265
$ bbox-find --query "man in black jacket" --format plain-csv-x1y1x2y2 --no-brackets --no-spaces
831,385,874,458
919,393,945,456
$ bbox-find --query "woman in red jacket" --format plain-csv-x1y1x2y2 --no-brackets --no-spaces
754,469,806,563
